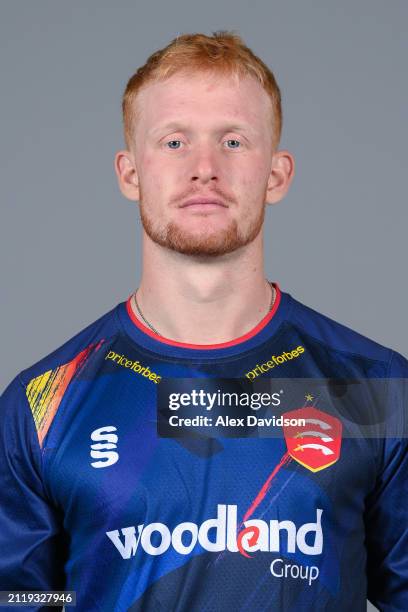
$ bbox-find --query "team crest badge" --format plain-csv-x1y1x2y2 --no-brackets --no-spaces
282,407,342,472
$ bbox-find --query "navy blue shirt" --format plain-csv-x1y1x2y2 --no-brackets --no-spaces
1,284,407,611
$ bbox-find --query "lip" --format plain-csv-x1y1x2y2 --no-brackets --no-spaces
180,197,228,208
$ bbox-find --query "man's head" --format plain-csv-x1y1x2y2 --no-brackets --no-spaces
115,31,294,257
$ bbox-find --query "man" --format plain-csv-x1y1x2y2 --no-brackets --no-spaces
0,31,407,611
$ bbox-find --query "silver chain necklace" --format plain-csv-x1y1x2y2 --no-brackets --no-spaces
132,281,276,338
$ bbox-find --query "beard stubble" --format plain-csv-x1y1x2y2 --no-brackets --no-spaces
138,187,266,257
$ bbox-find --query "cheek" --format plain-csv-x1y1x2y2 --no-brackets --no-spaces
140,153,156,177
237,170,265,195
140,159,164,195
234,153,269,186
141,154,178,190
235,165,269,213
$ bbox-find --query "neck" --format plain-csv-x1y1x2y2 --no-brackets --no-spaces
130,231,274,345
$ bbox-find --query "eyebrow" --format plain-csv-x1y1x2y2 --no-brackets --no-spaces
148,122,255,137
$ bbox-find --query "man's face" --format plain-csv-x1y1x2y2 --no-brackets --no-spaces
130,71,277,256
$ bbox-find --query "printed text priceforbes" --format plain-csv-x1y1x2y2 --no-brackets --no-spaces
245,346,305,380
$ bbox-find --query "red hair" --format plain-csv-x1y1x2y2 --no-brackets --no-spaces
122,31,282,149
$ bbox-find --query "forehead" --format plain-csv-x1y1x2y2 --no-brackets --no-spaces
135,71,273,135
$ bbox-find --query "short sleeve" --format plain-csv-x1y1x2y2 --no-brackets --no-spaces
0,374,67,608
365,350,408,611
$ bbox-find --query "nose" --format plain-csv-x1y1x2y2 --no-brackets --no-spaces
189,144,219,184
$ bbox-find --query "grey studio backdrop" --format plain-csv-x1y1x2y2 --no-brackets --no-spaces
1,2,407,610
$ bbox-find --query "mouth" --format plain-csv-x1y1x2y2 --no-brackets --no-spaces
179,197,228,209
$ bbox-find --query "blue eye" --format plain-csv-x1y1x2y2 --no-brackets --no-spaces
225,139,241,149
165,139,241,150
166,140,182,149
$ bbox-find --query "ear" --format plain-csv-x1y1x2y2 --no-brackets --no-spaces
114,150,140,201
265,150,295,205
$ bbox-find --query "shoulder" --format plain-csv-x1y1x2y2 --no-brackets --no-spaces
285,291,407,371
1,301,124,448
15,302,122,390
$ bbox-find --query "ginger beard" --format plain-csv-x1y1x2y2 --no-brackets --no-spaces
138,183,267,257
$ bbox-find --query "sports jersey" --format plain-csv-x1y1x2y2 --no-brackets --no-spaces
0,282,407,611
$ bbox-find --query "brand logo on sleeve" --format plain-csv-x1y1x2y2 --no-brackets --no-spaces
90,425,119,468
